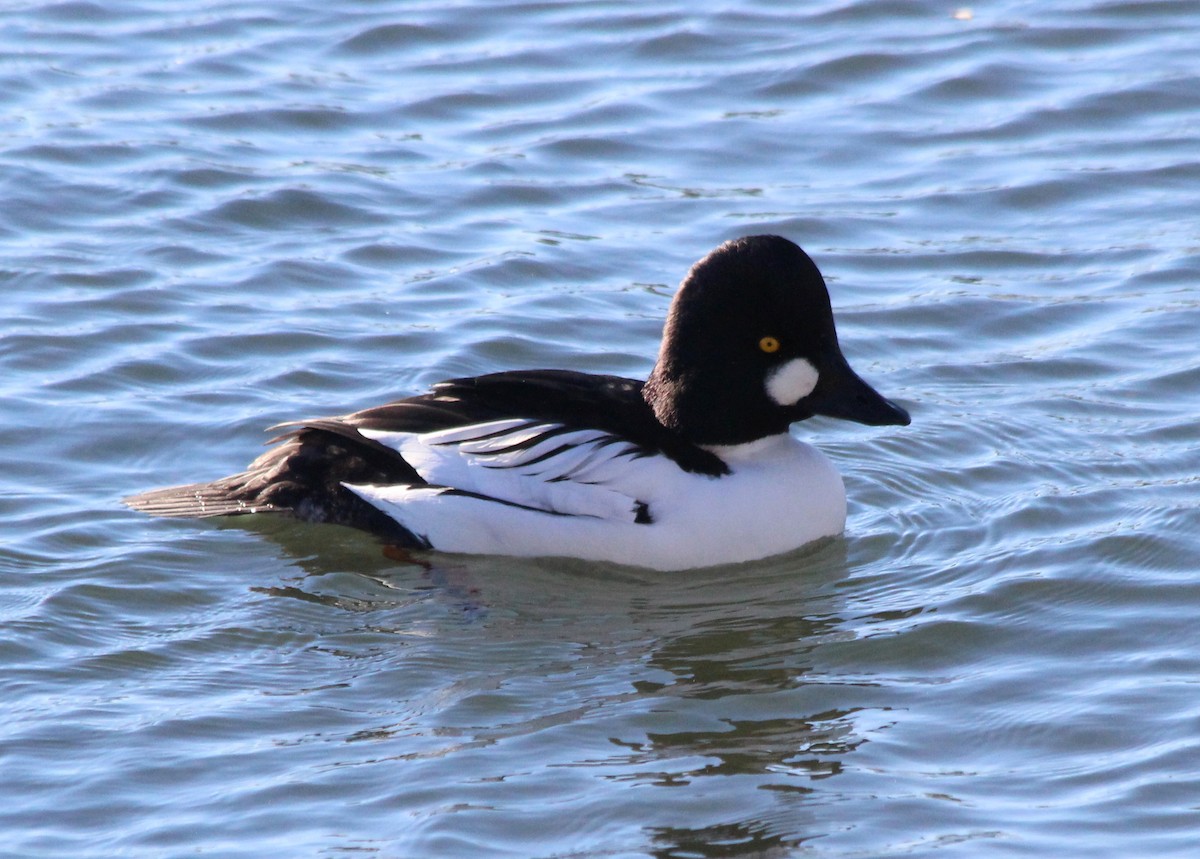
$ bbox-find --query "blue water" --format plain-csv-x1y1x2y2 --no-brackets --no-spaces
3,1,1200,856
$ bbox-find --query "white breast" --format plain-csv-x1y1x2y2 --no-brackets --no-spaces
345,425,846,571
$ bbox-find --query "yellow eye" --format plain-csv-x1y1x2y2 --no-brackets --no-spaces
758,336,781,354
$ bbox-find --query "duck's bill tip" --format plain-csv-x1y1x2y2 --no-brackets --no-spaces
817,394,910,427
870,398,911,427
807,366,911,427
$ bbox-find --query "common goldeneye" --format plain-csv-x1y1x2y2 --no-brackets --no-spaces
126,235,910,571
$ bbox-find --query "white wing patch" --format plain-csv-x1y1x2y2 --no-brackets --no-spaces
351,419,649,523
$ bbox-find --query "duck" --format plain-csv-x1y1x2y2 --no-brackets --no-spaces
126,235,910,571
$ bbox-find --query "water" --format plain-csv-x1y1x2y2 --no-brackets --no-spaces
3,0,1199,855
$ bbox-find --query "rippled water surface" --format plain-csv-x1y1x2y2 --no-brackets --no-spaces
3,1,1199,856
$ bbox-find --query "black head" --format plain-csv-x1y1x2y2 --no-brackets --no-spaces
643,235,910,445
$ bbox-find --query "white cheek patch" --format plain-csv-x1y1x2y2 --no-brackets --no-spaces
765,358,819,406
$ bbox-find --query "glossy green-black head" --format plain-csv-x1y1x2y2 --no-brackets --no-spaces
643,235,910,445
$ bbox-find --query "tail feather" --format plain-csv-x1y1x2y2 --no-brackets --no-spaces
123,477,276,519
124,426,428,547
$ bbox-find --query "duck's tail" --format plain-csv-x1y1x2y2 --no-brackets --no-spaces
123,475,276,519
123,424,427,545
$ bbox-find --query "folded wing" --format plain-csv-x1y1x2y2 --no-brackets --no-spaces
346,418,653,528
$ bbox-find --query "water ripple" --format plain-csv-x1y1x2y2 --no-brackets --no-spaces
3,0,1200,856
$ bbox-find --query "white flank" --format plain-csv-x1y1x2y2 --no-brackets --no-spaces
346,426,847,571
